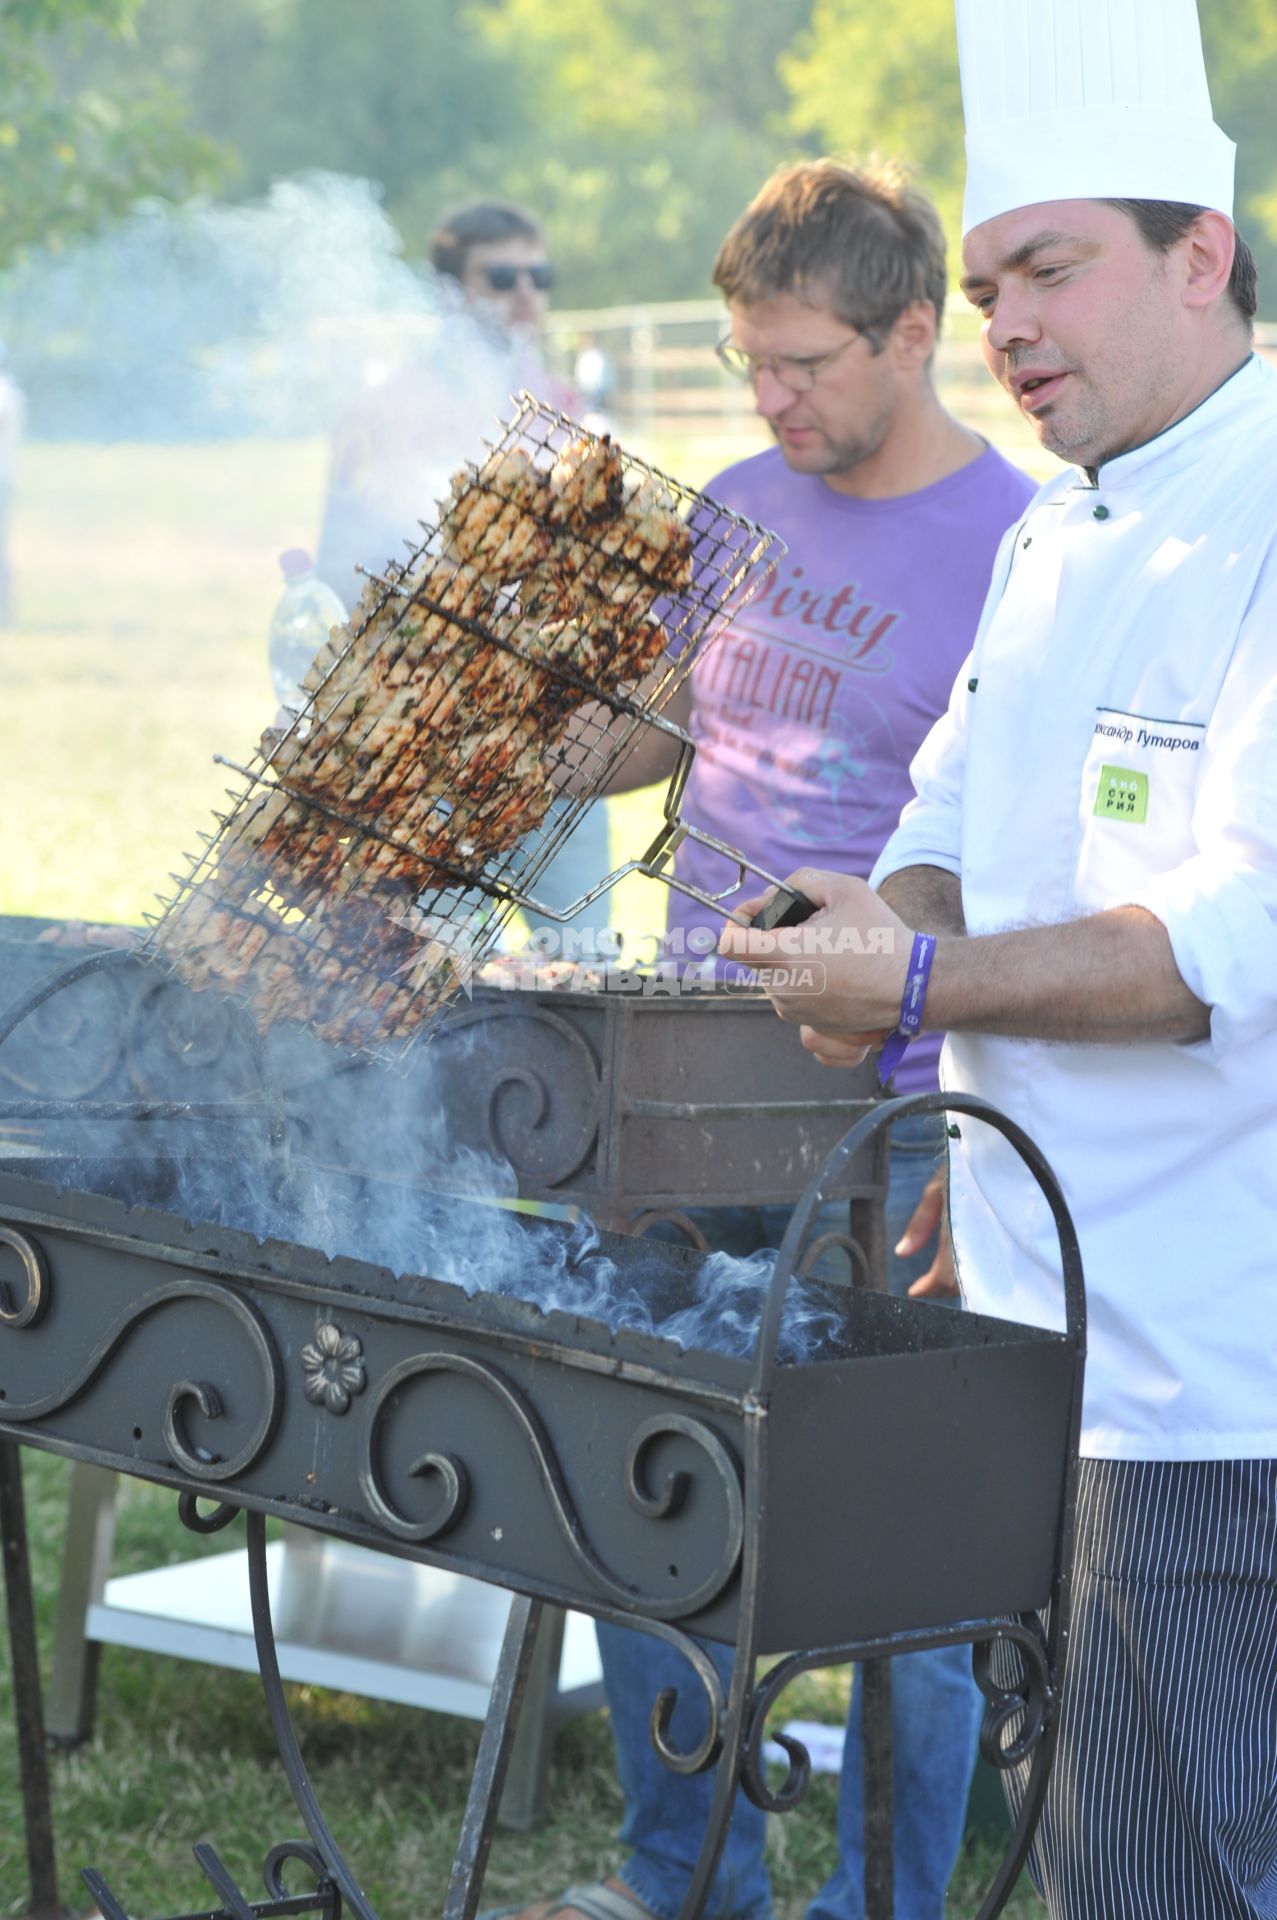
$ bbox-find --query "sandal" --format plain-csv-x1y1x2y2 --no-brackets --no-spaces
479,1881,656,1920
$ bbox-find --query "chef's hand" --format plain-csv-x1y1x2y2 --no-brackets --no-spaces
720,868,913,1054
798,1025,892,1070
897,1170,959,1300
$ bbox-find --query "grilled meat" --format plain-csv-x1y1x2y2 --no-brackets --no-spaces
157,425,694,1050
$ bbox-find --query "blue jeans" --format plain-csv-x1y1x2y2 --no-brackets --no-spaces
597,1114,983,1920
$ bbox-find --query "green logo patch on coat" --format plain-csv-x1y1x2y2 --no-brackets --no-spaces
1094,765,1148,822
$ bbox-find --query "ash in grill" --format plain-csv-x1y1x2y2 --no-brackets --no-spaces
144,398,785,1059
42,1151,852,1366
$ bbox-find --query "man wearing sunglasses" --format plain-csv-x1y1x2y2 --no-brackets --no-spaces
431,202,558,338
316,199,577,609
492,162,1033,1920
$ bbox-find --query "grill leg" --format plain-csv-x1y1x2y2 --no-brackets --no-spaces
46,1461,118,1744
849,1128,894,1920
497,1602,565,1831
246,1510,381,1920
0,1438,61,1920
860,1659,894,1920
445,1593,546,1920
672,1663,751,1920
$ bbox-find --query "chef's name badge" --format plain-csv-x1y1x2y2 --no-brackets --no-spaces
1088,712,1205,825
1093,765,1148,822
1076,710,1203,909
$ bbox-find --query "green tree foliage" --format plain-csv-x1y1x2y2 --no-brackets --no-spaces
7,0,1277,312
785,0,1277,311
1200,0,1277,297
782,0,963,233
0,0,224,268
453,0,814,303
103,0,526,246
96,0,812,304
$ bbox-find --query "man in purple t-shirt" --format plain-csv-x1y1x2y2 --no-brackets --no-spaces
666,440,1028,1101
495,163,1033,1920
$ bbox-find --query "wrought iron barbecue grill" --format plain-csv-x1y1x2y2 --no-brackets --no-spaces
0,914,899,1901
0,1092,1085,1920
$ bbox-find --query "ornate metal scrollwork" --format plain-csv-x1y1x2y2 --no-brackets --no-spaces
973,1614,1054,1771
177,1491,241,1536
358,1352,471,1544
0,1224,49,1328
795,1228,870,1287
428,1001,603,1187
0,1276,283,1484
739,1648,823,1813
640,1621,731,1777
0,948,129,1099
125,971,261,1102
360,1352,744,1617
628,1209,710,1251
735,1612,1057,1816
83,1836,343,1920
262,1840,342,1916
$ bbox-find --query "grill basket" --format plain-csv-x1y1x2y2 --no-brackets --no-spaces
144,396,785,1061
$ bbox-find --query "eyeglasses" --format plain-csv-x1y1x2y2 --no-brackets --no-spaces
481,262,555,293
715,331,863,392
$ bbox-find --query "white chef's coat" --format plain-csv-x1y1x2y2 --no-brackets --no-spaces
872,354,1277,1460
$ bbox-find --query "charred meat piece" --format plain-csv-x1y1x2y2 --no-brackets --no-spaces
548,435,625,522
440,449,553,582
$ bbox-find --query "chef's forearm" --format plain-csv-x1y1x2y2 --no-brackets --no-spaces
878,865,966,936
926,905,1211,1043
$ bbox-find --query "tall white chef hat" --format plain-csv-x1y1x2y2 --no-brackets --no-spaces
957,0,1235,236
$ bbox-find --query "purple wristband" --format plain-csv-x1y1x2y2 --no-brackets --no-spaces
877,931,936,1089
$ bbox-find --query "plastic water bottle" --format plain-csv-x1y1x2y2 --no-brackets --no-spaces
268,549,347,715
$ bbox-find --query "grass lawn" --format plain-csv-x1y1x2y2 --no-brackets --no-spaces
1,429,1045,1918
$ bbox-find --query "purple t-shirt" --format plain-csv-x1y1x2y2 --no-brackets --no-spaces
668,442,1034,1093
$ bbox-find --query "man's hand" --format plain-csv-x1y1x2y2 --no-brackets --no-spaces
897,1170,959,1300
798,1025,892,1070
719,867,913,1038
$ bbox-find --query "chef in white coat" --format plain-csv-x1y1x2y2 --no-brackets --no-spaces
722,3,1277,1915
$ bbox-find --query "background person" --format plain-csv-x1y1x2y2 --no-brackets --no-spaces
496,158,1034,1920
316,198,578,608
721,5,1277,1914
316,198,609,946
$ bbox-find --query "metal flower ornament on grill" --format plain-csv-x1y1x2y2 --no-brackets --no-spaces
300,1322,366,1415
143,396,788,1062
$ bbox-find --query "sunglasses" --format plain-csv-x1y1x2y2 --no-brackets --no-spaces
480,262,555,293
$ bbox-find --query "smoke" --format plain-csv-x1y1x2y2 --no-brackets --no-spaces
161,1057,845,1366
241,1167,845,1369
21,1005,848,1367
0,171,522,442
